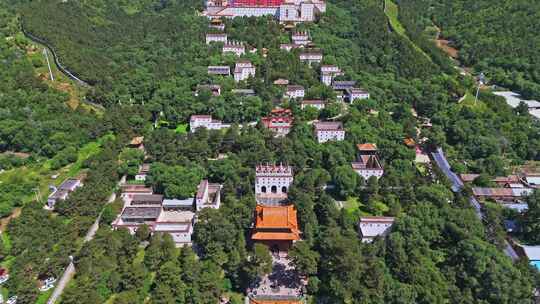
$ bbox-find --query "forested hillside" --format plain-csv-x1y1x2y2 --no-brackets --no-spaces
396,0,540,99
1,0,540,303
0,16,102,160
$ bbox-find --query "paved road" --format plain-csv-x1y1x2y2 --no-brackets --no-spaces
47,178,123,303
431,148,464,192
47,262,75,304
431,147,519,261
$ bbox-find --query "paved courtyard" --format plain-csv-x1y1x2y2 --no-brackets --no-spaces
248,255,304,300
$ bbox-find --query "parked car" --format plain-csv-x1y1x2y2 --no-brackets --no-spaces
0,268,9,285
39,277,56,292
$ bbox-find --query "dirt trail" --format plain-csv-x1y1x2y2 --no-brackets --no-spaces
435,39,458,59
0,207,22,233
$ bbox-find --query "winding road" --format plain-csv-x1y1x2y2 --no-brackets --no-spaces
431,147,519,261
47,176,123,304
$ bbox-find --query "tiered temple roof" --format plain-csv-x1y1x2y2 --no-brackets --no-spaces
252,205,301,241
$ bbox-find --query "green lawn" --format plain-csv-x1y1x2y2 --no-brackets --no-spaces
1,232,11,251
385,0,406,36
343,196,389,216
35,290,54,304
459,91,488,111
343,196,361,213
1,256,16,270
175,123,188,134
0,135,112,223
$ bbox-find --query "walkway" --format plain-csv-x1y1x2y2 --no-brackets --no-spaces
431,147,519,261
47,176,123,303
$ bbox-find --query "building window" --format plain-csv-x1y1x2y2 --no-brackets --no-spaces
282,186,287,193
271,186,277,193
261,186,267,193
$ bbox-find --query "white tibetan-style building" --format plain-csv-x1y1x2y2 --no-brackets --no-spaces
208,65,231,76
313,121,345,143
300,99,326,110
358,216,395,243
190,115,231,132
206,33,227,44
195,180,222,211
223,41,246,56
255,163,294,197
346,88,370,102
292,31,311,45
285,85,305,99
234,60,256,82
320,65,343,86
299,49,323,65
352,143,384,180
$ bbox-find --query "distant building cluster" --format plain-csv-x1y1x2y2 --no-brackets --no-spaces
462,172,540,212
113,178,222,247
203,0,326,24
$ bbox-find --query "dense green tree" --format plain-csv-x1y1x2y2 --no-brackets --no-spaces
521,190,540,244
147,162,206,199
243,244,272,283
289,241,319,276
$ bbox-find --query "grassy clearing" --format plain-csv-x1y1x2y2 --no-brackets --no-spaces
1,232,12,251
459,91,488,111
175,123,188,134
385,0,406,36
1,256,16,270
0,135,110,228
343,196,361,213
35,290,54,304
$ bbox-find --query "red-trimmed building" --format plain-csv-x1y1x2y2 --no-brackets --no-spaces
262,108,294,137
230,0,284,6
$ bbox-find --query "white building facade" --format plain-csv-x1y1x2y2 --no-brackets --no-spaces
347,88,370,102
255,164,294,196
301,99,326,110
204,1,326,23
195,179,222,211
314,121,345,143
190,115,231,132
320,65,343,86
234,61,256,82
358,217,395,243
223,41,246,56
300,51,323,65
285,85,305,99
206,33,227,44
